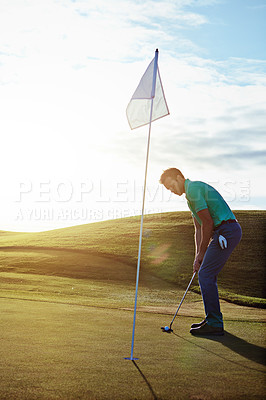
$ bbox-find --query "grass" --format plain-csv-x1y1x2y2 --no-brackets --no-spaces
0,211,265,399
0,297,265,400
0,210,265,307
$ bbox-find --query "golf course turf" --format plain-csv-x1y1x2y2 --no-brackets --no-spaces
0,211,265,399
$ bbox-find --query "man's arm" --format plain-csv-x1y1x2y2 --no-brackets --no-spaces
193,217,201,255
193,208,214,272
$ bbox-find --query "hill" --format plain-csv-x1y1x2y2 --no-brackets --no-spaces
0,210,265,307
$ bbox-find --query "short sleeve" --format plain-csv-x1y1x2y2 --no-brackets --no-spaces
187,184,208,214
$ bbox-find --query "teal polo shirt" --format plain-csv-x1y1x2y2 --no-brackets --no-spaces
184,179,235,227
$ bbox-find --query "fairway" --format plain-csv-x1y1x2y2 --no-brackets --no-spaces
0,211,265,399
0,296,265,400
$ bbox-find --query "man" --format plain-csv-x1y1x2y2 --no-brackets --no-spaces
160,168,242,336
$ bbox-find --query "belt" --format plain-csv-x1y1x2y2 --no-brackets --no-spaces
214,219,237,230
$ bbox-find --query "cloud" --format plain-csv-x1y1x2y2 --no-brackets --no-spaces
152,104,266,170
113,54,266,174
70,0,209,26
218,149,266,164
0,0,265,231
214,58,266,86
0,0,212,71
152,130,265,171
247,3,266,10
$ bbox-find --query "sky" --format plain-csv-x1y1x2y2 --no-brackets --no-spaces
0,0,265,232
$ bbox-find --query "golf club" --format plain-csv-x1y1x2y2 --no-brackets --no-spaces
161,271,197,333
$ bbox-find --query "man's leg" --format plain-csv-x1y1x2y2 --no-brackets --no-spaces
197,223,242,329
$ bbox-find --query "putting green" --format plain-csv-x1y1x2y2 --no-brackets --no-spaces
0,296,265,400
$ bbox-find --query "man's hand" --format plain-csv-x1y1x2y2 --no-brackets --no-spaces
193,253,204,272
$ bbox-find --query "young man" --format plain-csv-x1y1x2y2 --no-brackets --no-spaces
160,168,242,336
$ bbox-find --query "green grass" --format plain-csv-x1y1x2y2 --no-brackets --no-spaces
0,297,265,400
0,210,265,307
0,211,265,399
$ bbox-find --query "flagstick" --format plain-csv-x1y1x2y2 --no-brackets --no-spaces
125,49,159,361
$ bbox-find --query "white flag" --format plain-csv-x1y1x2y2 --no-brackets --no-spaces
126,55,169,130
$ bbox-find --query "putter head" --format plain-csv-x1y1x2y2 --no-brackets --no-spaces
161,326,173,333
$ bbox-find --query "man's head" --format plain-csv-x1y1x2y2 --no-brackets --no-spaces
159,168,185,196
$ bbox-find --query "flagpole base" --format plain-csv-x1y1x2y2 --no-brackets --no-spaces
124,357,139,361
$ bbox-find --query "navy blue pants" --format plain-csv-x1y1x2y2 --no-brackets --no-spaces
198,221,242,328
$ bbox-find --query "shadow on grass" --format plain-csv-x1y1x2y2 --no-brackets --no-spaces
173,331,266,373
203,332,266,366
132,360,159,400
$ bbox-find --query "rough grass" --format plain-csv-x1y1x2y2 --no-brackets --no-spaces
0,210,265,307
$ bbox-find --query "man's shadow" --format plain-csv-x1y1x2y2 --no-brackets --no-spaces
129,331,265,399
174,330,266,372
204,331,266,366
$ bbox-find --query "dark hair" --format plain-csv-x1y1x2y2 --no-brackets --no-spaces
159,168,185,185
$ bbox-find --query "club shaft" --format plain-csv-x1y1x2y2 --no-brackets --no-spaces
170,271,196,328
